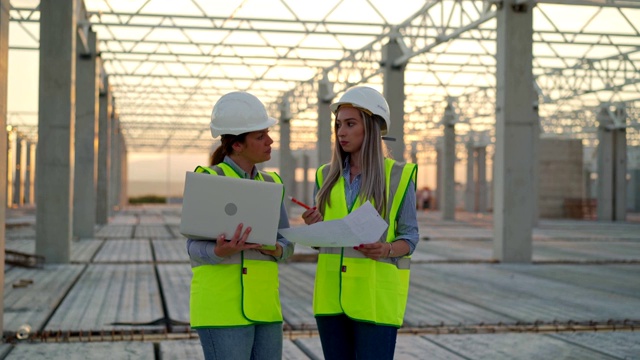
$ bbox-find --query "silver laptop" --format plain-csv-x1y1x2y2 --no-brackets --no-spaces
180,171,283,249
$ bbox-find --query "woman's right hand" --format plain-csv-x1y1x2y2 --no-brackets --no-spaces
213,223,262,257
301,207,323,225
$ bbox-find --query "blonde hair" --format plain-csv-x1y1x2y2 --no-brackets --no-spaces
316,109,389,216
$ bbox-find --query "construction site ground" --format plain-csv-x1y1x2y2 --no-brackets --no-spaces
2,205,639,359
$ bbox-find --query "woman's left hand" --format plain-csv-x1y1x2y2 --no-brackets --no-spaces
354,242,387,261
259,243,283,258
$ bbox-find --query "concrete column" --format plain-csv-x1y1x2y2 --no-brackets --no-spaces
97,78,112,225
74,29,98,238
532,99,541,226
490,151,496,211
597,106,614,221
441,102,456,221
279,96,294,213
116,121,123,210
302,152,310,205
6,129,16,206
382,35,406,161
120,134,128,206
631,169,640,212
465,138,475,212
493,0,534,263
14,136,27,205
25,142,36,204
584,169,592,200
109,114,120,214
435,138,443,210
119,128,124,207
476,145,487,213
36,0,77,263
0,0,10,333
613,106,627,221
596,104,627,221
317,77,333,166
411,141,418,164
291,157,299,204
116,121,123,208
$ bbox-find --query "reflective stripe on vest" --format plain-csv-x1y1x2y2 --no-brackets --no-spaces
313,159,417,327
190,163,284,327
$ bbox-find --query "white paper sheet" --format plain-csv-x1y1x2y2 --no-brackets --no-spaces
278,201,388,247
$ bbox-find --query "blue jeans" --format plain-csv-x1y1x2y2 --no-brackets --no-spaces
316,314,398,360
196,323,283,360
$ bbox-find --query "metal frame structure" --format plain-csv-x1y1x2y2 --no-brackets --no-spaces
6,0,640,168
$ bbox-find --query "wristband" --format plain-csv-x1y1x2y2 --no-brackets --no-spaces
388,242,394,258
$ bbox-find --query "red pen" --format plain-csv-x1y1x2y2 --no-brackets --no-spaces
288,196,311,210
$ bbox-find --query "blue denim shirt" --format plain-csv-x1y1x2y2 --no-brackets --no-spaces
317,158,419,254
186,156,293,265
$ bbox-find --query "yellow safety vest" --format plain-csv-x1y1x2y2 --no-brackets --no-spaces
189,163,285,328
313,158,417,327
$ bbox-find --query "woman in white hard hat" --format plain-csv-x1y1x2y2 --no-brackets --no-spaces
301,86,418,360
187,91,294,360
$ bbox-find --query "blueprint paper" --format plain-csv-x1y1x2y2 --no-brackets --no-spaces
278,201,388,247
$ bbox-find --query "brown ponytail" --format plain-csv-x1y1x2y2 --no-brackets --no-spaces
210,133,249,165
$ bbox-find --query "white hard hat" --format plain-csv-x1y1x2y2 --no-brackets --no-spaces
330,86,390,135
210,92,277,138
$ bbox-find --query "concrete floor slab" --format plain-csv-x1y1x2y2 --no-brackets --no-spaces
424,333,623,359
500,264,640,299
93,240,153,263
4,204,639,359
152,240,189,262
44,264,164,332
158,339,203,359
4,265,85,332
4,341,154,360
156,264,191,326
279,264,316,329
415,264,640,322
550,332,640,359
95,225,134,239
4,239,110,264
133,225,172,239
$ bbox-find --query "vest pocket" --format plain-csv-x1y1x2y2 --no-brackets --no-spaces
340,257,402,326
191,265,251,327
313,254,343,314
241,260,282,322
